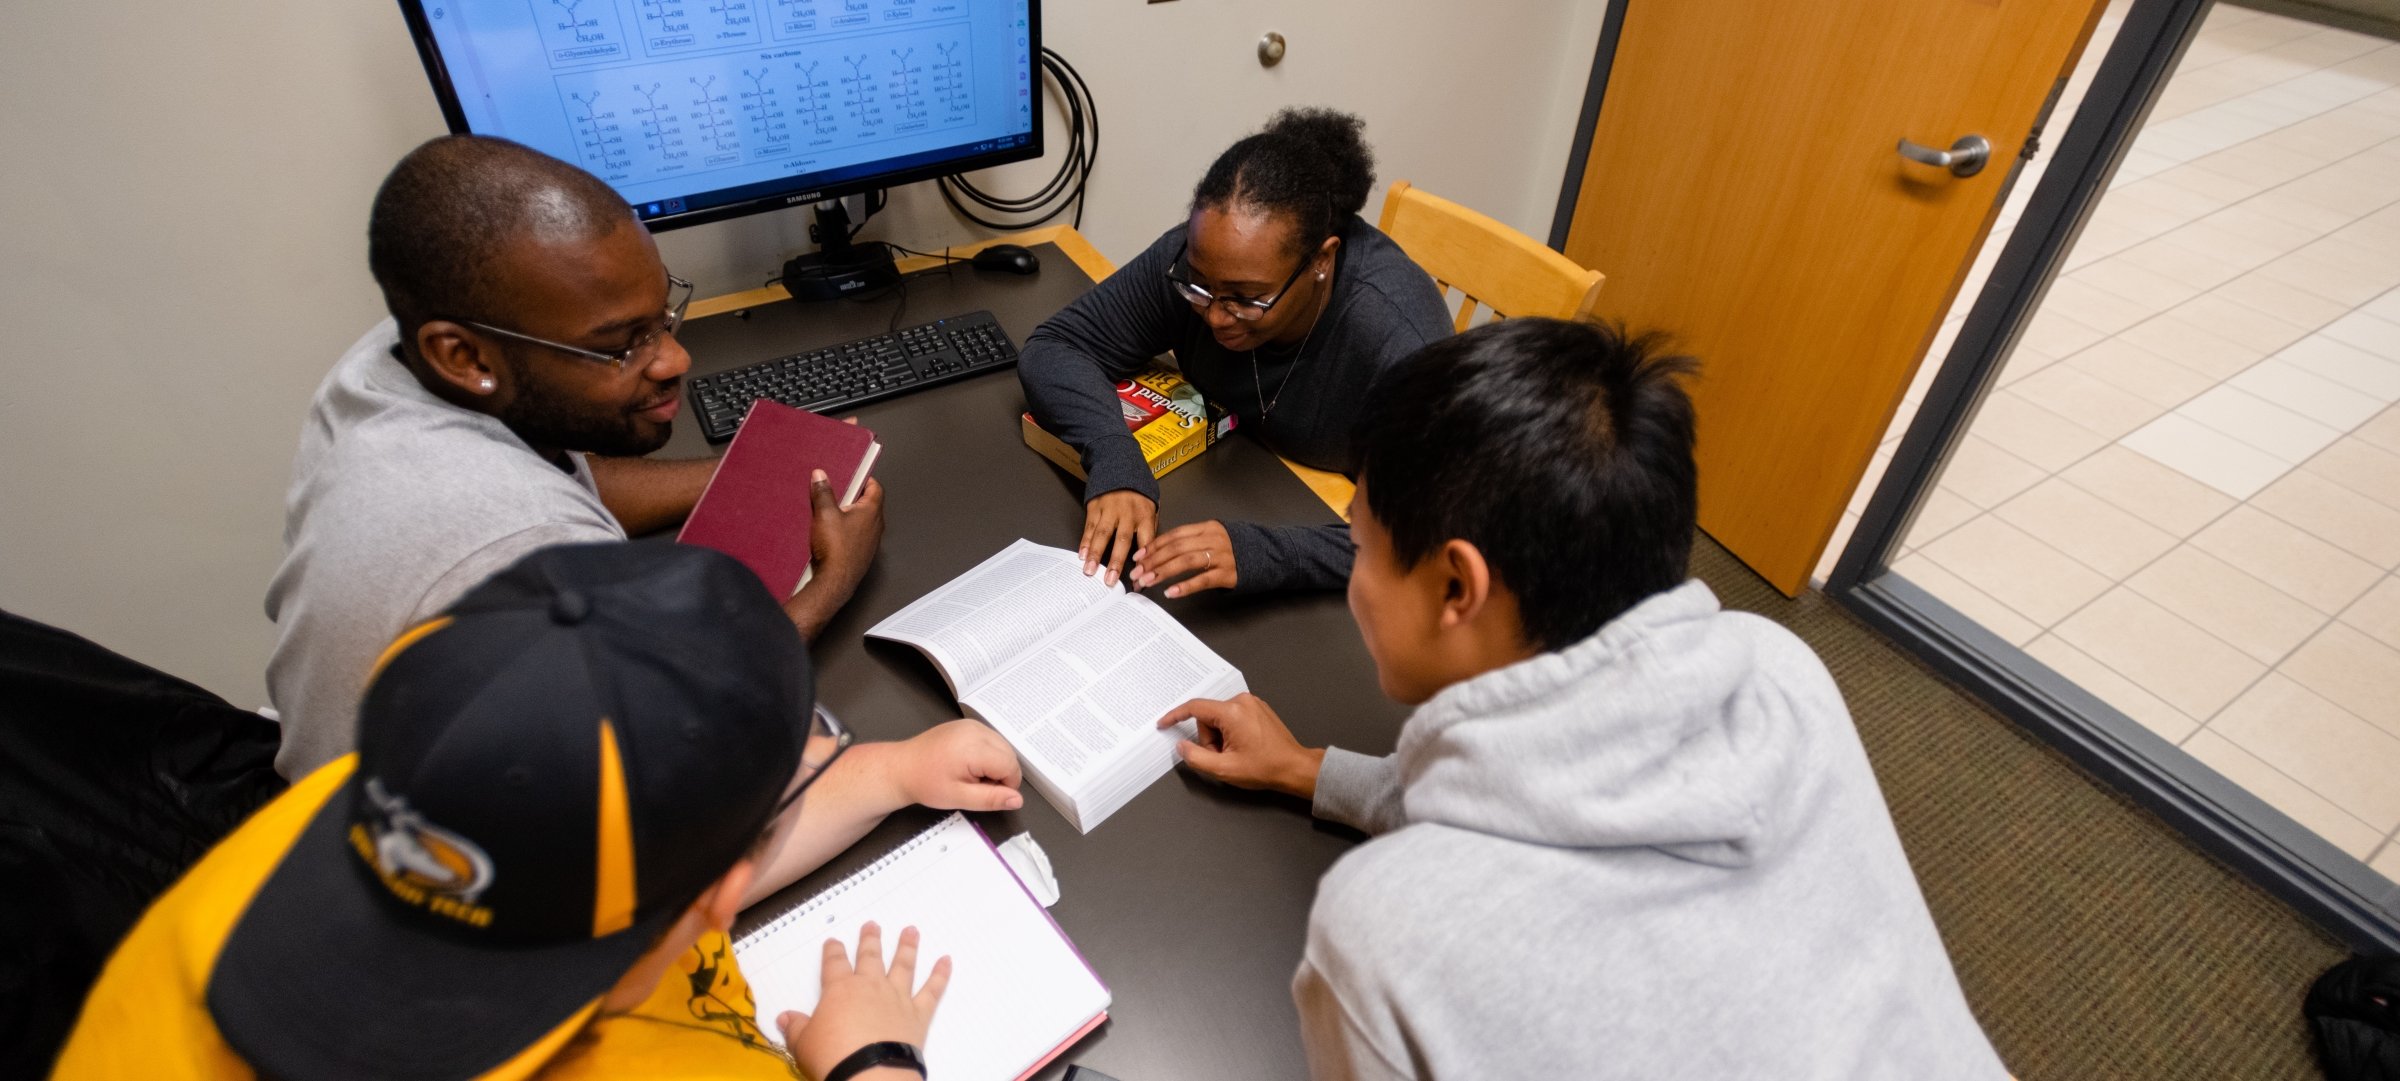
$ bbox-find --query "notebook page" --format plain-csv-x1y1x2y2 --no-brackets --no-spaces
735,814,1110,1081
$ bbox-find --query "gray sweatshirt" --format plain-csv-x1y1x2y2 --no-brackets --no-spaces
1297,580,2007,1080
264,321,623,777
1017,217,1450,592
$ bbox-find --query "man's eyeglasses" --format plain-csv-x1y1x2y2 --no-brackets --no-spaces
1162,240,1311,323
774,704,854,817
458,275,695,370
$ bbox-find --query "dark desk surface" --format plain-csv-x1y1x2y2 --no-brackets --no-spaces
671,241,1409,1080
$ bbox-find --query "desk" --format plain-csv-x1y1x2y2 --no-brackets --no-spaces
670,228,1409,1080
677,226,1360,519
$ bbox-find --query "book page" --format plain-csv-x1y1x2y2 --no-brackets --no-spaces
867,540,1119,695
736,814,1109,1081
964,593,1243,789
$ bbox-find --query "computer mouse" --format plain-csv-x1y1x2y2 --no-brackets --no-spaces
972,243,1041,275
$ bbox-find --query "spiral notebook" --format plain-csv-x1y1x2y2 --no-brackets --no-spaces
734,813,1110,1081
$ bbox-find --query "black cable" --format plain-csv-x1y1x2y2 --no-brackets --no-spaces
947,62,1082,210
847,189,889,241
951,65,1083,210
883,242,964,264
939,47,1098,230
877,245,959,332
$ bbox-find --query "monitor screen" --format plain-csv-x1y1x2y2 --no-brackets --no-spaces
398,0,1043,231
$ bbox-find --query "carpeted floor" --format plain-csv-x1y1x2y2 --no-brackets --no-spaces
1689,536,2344,1081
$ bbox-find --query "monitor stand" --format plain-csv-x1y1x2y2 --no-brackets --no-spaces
779,200,901,302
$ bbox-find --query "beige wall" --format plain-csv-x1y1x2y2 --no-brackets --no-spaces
0,1,1606,706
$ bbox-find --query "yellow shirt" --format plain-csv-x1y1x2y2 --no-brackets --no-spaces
52,756,797,1080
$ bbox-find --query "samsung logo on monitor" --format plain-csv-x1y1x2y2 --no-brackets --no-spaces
784,191,825,205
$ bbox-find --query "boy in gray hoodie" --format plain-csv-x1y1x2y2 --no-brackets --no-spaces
1159,318,2008,1079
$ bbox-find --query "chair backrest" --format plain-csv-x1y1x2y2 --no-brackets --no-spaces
1376,180,1606,331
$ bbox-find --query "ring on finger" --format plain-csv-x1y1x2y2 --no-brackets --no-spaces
1204,549,1213,567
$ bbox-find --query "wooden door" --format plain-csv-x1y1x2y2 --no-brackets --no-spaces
1564,0,2106,594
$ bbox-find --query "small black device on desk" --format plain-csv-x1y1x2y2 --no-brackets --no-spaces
685,310,1022,443
972,243,1042,275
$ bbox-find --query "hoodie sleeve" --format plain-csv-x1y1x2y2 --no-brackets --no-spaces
1313,747,1406,835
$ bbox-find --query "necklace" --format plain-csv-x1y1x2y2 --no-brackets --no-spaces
1249,277,1336,423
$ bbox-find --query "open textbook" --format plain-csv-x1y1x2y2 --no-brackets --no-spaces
735,813,1109,1081
867,539,1245,832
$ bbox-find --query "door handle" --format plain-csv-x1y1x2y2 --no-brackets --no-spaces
1897,134,1991,178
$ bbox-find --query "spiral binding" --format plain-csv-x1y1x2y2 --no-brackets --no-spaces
733,812,969,952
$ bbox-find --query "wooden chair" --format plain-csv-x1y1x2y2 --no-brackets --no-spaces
1279,183,1610,520
1376,179,1606,329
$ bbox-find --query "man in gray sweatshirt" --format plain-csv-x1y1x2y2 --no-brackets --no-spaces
1161,318,2008,1079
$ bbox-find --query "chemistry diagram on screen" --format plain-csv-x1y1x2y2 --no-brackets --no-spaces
529,0,973,64
419,0,1031,208
551,21,979,185
528,0,993,186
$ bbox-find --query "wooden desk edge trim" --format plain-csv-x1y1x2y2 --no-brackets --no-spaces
686,225,1347,519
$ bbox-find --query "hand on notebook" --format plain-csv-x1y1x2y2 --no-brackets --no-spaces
1159,693,1324,800
1079,490,1156,587
894,719,1026,812
786,470,886,640
778,922,951,1080
1131,520,1237,597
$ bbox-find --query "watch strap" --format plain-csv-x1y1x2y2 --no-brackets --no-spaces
823,1040,927,1081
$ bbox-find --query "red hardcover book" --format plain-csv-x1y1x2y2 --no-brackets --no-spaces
678,400,880,598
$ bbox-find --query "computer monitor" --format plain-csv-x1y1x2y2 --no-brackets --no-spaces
396,0,1043,235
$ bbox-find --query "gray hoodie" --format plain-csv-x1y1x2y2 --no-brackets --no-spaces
1294,580,2006,1079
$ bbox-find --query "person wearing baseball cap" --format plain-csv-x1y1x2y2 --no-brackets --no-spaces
56,543,957,1080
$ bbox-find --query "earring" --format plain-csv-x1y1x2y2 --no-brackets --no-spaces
478,378,495,392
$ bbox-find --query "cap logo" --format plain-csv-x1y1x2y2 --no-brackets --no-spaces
349,776,497,928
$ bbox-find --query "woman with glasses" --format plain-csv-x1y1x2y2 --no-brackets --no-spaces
1019,107,1451,597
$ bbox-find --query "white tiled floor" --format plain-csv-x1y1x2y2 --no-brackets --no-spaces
1824,4,2400,881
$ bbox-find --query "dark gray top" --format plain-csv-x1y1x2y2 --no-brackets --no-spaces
1017,216,1451,592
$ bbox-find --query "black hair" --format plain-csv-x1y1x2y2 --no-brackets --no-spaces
1353,318,1699,653
367,134,632,359
1190,107,1376,258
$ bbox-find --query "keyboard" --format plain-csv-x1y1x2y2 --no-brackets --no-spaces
687,310,1020,443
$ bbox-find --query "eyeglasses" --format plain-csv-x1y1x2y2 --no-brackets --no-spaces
458,275,694,370
1162,240,1312,322
773,704,854,817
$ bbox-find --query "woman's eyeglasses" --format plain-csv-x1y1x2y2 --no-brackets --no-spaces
1161,240,1311,322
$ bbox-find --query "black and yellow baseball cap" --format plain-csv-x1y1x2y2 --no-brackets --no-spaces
205,542,818,1080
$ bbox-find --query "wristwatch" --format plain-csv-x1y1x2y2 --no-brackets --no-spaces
823,1041,928,1081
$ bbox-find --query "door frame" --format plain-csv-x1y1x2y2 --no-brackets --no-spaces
1549,0,2400,951
1825,0,2400,951
1547,0,1631,250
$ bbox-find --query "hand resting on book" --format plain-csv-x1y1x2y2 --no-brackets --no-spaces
889,719,1027,813
777,921,952,1080
785,469,887,640
1078,490,1156,586
1158,693,1324,800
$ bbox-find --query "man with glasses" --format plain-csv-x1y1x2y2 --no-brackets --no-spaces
63,543,957,1080
264,136,1021,894
266,133,867,776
